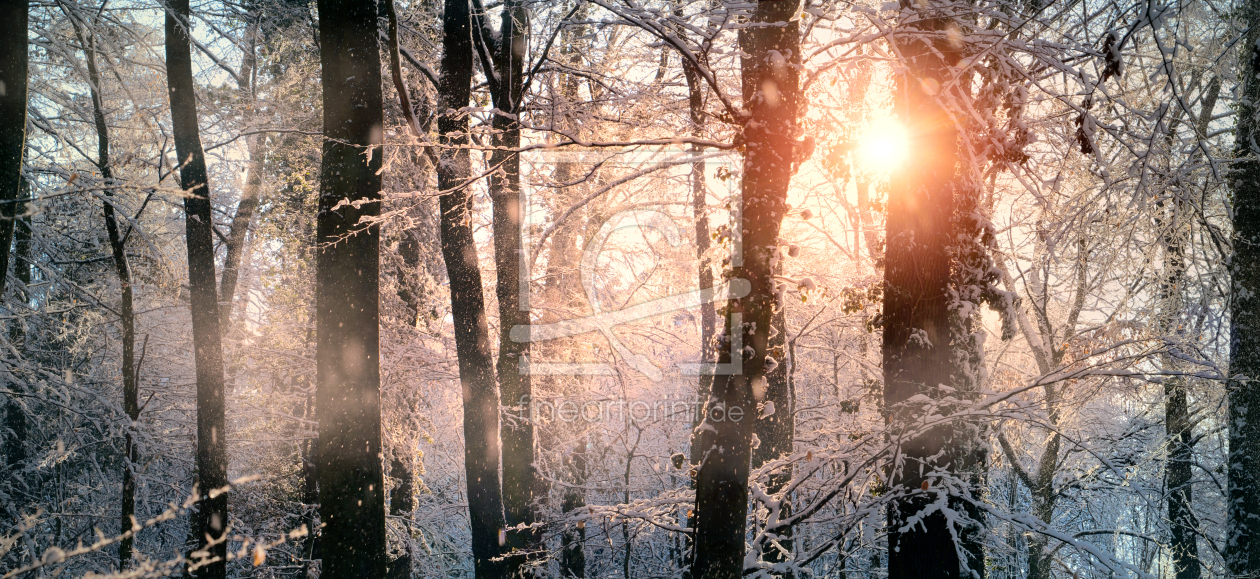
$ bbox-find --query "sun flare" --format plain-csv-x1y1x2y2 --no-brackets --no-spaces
857,118,909,173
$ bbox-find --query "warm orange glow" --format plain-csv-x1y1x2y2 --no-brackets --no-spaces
857,117,909,173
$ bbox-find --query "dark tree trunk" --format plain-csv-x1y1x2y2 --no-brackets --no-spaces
5,177,27,474
682,43,715,577
66,11,142,568
299,391,320,578
10,175,28,322
0,0,27,299
1160,75,1218,579
682,24,715,459
751,301,793,570
164,3,228,576
1166,376,1199,579
946,161,1002,579
1019,429,1059,579
438,1,507,576
106,127,140,575
559,439,587,579
389,457,414,517
883,1,964,576
313,1,388,578
1230,0,1260,574
484,3,541,575
387,457,414,579
691,3,800,578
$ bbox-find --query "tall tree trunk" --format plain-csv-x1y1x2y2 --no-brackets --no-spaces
10,176,28,328
1154,76,1214,579
560,438,587,579
883,0,963,576
164,3,228,576
751,300,793,570
313,1,387,577
546,19,589,578
946,164,1003,579
855,180,881,264
682,42,715,578
1161,74,1219,579
218,18,262,329
0,0,27,300
485,3,541,575
995,225,1082,579
438,1,506,576
691,2,801,578
682,17,715,460
540,119,588,579
66,10,142,568
5,178,28,474
299,390,320,578
1025,430,1059,579
387,457,415,579
1166,374,1199,579
1229,0,1260,573
219,134,262,328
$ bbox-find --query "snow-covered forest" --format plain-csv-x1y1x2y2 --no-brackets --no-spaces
0,0,1250,577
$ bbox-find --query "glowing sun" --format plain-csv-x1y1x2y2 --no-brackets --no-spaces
857,118,909,173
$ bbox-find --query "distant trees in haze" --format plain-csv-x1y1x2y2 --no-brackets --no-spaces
0,1,1251,579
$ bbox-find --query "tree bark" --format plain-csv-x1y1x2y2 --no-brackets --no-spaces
5,177,27,474
437,1,507,576
219,134,262,328
218,17,262,329
682,41,715,578
560,439,588,579
9,176,28,329
483,3,542,575
0,0,27,300
541,70,588,579
1230,0,1260,573
751,301,793,570
1166,376,1199,579
65,10,142,568
946,163,1001,579
691,2,800,578
995,225,1085,579
387,457,414,579
313,1,388,577
299,390,320,578
164,2,228,576
997,428,1058,579
883,0,964,576
1156,76,1216,579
